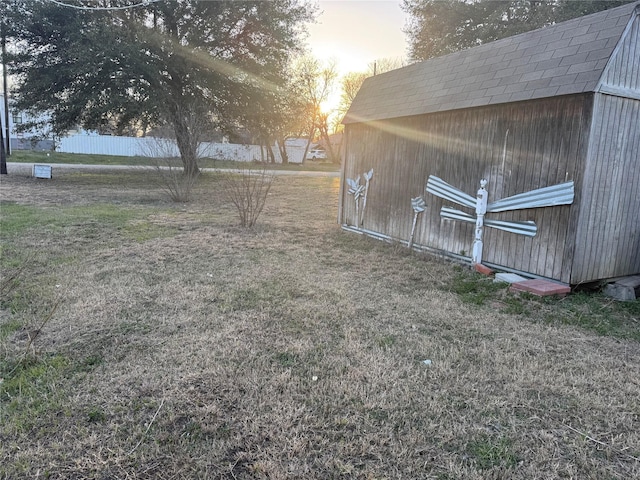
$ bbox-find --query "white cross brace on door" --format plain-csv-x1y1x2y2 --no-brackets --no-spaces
426,176,574,265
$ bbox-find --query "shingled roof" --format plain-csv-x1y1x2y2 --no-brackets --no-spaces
344,1,640,124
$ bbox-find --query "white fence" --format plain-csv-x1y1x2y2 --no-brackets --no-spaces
57,134,306,164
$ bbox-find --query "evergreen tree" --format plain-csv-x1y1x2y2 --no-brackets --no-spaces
7,0,314,175
403,0,634,62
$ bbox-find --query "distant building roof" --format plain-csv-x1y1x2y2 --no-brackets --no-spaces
344,1,639,124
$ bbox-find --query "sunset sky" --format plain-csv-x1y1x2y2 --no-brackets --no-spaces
306,0,409,75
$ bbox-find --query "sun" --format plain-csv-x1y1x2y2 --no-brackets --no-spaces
320,95,339,115
306,1,408,77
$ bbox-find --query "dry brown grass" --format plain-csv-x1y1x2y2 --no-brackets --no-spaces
1,169,639,479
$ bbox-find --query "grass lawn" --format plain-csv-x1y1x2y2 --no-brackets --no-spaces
7,150,340,173
1,168,639,479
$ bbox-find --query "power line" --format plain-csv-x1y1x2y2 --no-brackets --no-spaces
46,0,162,11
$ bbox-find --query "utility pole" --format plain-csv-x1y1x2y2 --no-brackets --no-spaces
1,16,10,157
0,110,7,174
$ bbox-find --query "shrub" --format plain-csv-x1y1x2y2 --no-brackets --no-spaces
220,167,274,227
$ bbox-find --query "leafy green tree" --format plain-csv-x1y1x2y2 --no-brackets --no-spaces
403,0,635,62
7,0,313,175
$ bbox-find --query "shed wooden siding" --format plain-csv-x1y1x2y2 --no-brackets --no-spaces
599,11,640,98
343,95,593,283
573,12,640,283
342,3,640,284
573,93,640,282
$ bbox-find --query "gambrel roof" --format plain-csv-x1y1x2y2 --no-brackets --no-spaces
344,1,640,124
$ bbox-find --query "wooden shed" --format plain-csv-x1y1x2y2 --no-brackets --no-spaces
340,2,640,285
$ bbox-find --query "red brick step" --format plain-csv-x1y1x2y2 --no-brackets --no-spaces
509,279,571,297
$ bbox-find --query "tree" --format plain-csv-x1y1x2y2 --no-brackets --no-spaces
402,0,635,62
339,72,368,111
294,56,339,163
7,0,314,176
336,57,406,124
240,73,308,164
271,85,310,165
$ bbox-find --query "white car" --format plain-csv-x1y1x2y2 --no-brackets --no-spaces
306,148,327,160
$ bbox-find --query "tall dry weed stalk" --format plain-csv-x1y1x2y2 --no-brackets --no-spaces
220,168,274,227
142,137,200,203
0,255,32,299
154,156,200,203
0,255,61,371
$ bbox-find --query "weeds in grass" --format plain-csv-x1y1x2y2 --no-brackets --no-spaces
76,354,103,373
543,292,640,340
0,253,60,368
18,297,61,359
180,419,203,441
500,295,531,315
0,203,47,238
448,269,505,305
225,280,296,312
274,351,297,368
0,318,22,342
120,220,177,243
0,252,33,306
528,292,640,340
127,397,165,455
375,334,397,349
0,354,69,433
468,435,519,470
87,406,106,423
446,268,640,340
